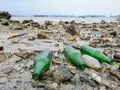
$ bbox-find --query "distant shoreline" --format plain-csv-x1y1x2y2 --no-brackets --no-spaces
12,15,109,18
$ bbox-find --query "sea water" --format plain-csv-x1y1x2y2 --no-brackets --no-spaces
11,16,116,24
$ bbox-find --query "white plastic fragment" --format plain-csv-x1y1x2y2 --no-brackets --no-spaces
82,54,101,69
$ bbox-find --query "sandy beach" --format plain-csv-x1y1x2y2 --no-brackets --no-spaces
0,11,120,90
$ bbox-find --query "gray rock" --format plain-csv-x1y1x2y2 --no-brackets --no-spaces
22,20,40,28
45,83,58,90
37,82,45,88
66,20,77,35
31,22,40,27
0,77,8,84
1,66,14,74
59,84,88,90
9,20,21,25
60,67,73,83
15,50,34,59
13,25,23,30
99,86,106,90
71,74,80,85
44,21,53,26
100,20,106,24
1,19,9,26
28,36,35,41
25,60,34,69
0,11,11,20
22,20,34,24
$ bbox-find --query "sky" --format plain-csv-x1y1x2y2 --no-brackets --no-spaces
0,0,120,16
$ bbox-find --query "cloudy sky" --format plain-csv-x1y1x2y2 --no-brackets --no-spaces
0,0,120,16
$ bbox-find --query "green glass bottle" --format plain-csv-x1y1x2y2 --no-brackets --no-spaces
64,46,86,69
80,45,113,64
33,50,52,80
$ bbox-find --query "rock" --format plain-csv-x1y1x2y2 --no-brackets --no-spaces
59,84,75,90
1,66,14,74
52,59,58,65
31,22,40,27
44,21,53,26
91,73,102,84
22,20,29,24
38,32,49,39
8,55,22,62
99,86,106,90
0,46,4,51
25,60,34,69
28,36,35,41
85,69,102,84
22,20,40,28
22,20,34,24
100,20,106,24
109,31,117,37
1,19,9,26
13,25,23,30
14,63,24,71
0,11,11,20
99,23,110,28
52,72,61,83
113,53,120,60
59,84,93,90
71,74,80,85
58,21,65,26
102,79,113,89
0,77,8,84
66,20,77,35
9,20,21,25
15,50,34,59
58,21,68,29
64,21,70,24
82,55,101,70
60,68,73,83
79,73,97,87
110,70,120,79
45,83,58,90
36,82,45,88
12,38,20,43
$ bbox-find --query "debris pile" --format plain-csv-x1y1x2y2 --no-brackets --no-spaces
0,11,120,90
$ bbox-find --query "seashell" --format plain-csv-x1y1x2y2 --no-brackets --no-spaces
82,55,101,69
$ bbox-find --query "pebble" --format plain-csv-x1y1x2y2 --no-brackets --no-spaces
71,74,80,85
99,86,106,90
91,73,102,84
37,32,49,39
13,26,23,30
45,83,58,90
25,60,34,69
28,36,35,41
8,55,22,62
1,19,9,26
0,77,8,84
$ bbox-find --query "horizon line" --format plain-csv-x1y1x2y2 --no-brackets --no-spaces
12,14,117,17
